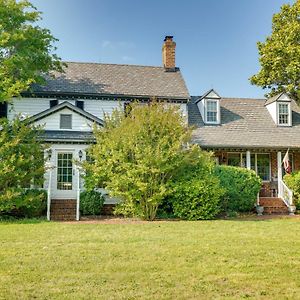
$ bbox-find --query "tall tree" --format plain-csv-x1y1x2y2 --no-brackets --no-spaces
250,0,300,101
0,0,63,102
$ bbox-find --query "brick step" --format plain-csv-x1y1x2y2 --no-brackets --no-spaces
263,206,289,214
51,215,76,221
50,199,77,221
259,197,287,207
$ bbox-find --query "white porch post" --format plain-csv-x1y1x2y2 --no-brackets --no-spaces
76,166,81,221
277,151,282,197
246,151,251,170
46,164,52,221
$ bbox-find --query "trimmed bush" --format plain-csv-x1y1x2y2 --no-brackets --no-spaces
284,172,300,210
165,149,224,220
171,175,223,220
215,165,261,213
80,190,105,215
0,189,47,218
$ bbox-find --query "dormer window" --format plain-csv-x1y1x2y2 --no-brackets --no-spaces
278,103,289,125
206,100,218,123
265,92,292,127
196,89,221,125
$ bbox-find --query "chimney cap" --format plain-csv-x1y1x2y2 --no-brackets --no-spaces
164,35,174,41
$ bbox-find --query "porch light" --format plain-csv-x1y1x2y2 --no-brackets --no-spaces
47,149,52,161
78,150,83,161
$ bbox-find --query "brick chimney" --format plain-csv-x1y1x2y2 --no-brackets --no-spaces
162,36,176,71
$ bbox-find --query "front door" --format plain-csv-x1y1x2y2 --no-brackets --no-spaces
53,152,77,199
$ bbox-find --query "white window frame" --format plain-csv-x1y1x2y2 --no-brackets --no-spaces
251,153,271,182
227,152,246,168
277,102,291,126
205,99,220,124
227,152,271,182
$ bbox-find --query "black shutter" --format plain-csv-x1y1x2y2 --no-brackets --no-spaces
0,102,7,118
50,100,58,108
76,100,84,110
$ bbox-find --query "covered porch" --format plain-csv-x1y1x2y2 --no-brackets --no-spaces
211,148,298,214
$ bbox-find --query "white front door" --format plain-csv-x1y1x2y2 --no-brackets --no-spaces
52,151,77,199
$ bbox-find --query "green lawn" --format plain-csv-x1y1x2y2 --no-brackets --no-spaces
0,218,299,299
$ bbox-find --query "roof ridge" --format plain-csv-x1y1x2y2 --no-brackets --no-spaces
63,61,167,69
221,97,266,101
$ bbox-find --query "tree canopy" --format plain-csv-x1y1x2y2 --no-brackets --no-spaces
250,0,300,101
0,0,63,102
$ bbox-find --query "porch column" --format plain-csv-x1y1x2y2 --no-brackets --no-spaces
277,151,282,197
246,151,251,170
45,162,53,221
76,166,82,221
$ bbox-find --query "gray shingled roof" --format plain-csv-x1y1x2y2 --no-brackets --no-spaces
40,131,94,143
32,62,190,100
189,96,300,149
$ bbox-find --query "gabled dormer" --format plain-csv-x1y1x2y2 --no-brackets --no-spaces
196,89,221,124
265,92,292,126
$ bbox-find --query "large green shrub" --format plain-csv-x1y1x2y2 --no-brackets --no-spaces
171,175,223,220
83,100,194,220
0,189,47,218
167,149,223,220
215,165,261,212
284,172,300,210
80,190,105,215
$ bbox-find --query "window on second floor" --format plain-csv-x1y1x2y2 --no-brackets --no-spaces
206,100,218,123
60,114,72,129
50,100,58,108
76,100,84,110
278,103,289,125
0,102,7,118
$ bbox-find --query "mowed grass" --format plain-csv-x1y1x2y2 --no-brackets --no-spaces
0,219,300,299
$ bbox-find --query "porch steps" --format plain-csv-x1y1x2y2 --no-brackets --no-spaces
50,199,76,221
259,197,289,215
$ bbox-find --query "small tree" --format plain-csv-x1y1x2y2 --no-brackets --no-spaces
0,116,45,190
84,101,193,220
250,1,300,101
0,0,63,102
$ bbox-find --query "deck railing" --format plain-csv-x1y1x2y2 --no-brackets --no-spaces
278,179,293,207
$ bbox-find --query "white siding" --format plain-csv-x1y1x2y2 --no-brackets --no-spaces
197,99,205,121
266,101,277,124
8,98,187,122
8,98,123,121
7,98,52,120
34,108,95,131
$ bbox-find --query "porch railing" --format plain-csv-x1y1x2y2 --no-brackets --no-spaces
278,179,293,207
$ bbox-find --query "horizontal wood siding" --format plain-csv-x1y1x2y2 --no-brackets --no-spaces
34,108,95,131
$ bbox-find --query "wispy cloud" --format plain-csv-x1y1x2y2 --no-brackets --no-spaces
121,56,134,62
101,40,136,50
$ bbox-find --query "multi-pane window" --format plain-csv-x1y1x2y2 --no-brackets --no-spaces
206,100,218,123
227,153,246,167
278,103,289,125
57,153,73,190
60,114,72,129
251,154,270,181
227,152,270,181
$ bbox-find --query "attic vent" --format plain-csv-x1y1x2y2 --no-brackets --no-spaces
60,114,72,129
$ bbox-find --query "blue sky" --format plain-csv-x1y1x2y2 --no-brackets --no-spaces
31,0,294,98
